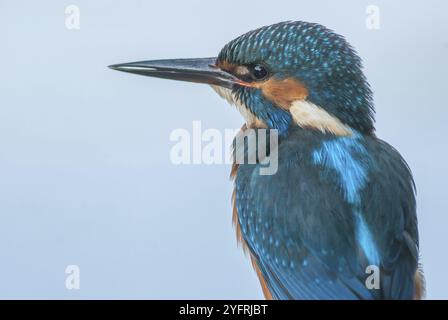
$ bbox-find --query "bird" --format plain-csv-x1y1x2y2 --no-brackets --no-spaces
109,20,424,300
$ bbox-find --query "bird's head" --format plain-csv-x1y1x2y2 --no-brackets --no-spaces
110,21,375,136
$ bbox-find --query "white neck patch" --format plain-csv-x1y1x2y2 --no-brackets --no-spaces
211,86,352,136
290,100,353,136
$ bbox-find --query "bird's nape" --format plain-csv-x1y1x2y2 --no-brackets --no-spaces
109,20,423,300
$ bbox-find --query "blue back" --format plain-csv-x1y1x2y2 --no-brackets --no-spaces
234,127,418,299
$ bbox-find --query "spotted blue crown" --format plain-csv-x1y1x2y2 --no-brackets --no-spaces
218,21,375,134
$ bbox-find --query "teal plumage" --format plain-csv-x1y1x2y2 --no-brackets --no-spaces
110,20,424,300
233,127,419,299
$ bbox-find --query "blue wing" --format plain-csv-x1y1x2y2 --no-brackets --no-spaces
234,128,419,300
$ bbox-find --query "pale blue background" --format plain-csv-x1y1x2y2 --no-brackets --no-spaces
0,0,447,299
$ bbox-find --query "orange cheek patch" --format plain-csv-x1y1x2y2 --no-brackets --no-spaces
255,77,308,109
216,60,239,74
216,60,308,108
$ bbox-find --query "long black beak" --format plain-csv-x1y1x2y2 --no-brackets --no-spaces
108,57,239,89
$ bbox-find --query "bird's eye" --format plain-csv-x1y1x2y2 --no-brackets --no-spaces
249,64,269,81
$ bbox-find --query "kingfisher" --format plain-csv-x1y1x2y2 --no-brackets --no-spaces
109,21,424,300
